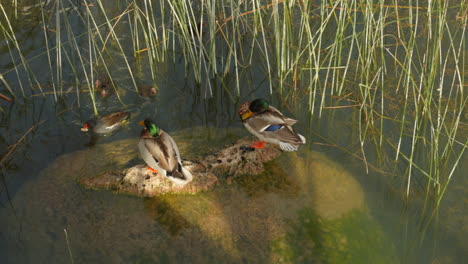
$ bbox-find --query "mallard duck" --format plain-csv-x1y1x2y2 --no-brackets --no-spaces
239,98,306,151
81,111,130,134
138,85,157,97
138,119,193,185
95,76,115,97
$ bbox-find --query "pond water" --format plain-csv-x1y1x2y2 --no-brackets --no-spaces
0,1,466,263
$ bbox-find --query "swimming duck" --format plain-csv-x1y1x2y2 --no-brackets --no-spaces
81,111,130,134
239,98,306,151
138,85,157,97
95,76,115,97
138,119,193,185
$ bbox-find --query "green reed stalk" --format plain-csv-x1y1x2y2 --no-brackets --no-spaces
139,0,161,81
84,2,98,116
64,229,74,264
398,0,418,197
378,0,386,148
229,0,240,95
95,0,138,92
41,3,57,101
2,30,22,97
272,0,280,84
317,0,341,118
63,0,97,108
282,1,296,94
253,0,273,94
12,0,17,18
55,0,63,97
0,3,42,96
129,1,138,53
0,74,14,97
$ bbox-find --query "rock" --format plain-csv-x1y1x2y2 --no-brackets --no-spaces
79,138,282,197
201,138,281,178
81,163,218,196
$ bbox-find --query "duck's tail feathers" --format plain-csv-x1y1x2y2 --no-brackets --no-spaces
298,134,306,144
279,134,306,152
167,164,193,185
279,142,299,152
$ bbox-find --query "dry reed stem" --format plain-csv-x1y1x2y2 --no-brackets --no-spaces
100,3,134,53
0,120,47,167
322,104,362,109
0,93,13,102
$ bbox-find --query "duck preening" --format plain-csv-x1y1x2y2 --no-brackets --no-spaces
239,98,306,151
138,118,193,185
81,111,130,134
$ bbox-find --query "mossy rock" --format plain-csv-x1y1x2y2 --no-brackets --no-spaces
78,130,282,196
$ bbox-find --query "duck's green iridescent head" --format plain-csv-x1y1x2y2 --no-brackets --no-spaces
139,118,160,137
249,98,269,113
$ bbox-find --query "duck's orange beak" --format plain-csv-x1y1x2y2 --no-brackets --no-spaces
241,110,253,121
139,120,145,126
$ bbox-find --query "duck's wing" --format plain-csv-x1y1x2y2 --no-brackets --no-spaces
163,132,192,181
165,132,182,164
139,138,162,173
269,106,298,126
247,113,303,144
100,112,130,127
142,133,179,172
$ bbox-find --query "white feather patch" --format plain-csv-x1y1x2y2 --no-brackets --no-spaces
279,142,298,152
259,125,271,132
298,134,306,143
105,122,120,130
166,165,193,186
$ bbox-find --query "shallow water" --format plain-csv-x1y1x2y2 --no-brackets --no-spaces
1,128,392,263
0,1,466,263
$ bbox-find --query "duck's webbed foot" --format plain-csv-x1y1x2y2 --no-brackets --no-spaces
251,141,266,149
146,166,158,173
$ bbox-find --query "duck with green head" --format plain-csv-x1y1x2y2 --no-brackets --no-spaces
138,118,193,185
239,98,306,151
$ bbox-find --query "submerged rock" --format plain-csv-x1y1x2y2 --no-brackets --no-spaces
79,138,282,196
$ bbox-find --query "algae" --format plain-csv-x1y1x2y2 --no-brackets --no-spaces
272,208,397,264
